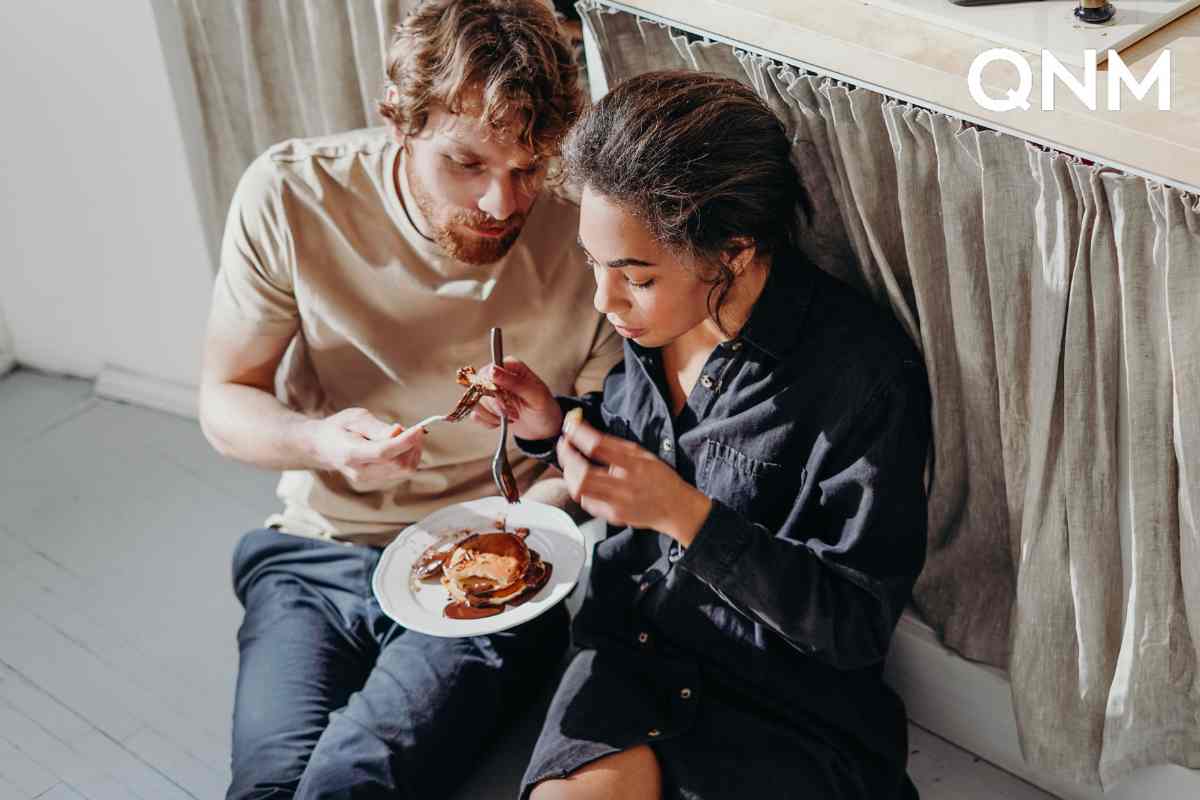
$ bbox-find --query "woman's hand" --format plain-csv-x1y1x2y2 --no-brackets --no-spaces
304,407,425,492
472,358,564,441
556,413,712,546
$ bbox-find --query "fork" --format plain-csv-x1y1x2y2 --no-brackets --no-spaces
490,327,521,503
407,413,450,431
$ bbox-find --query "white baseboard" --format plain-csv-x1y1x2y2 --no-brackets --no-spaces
887,612,1200,800
94,364,198,420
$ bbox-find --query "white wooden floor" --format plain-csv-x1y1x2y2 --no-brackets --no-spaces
0,368,1059,800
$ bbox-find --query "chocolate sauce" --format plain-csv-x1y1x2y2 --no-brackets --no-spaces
412,529,472,581
444,602,504,619
507,562,552,607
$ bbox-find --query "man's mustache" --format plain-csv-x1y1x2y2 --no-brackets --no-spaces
448,211,525,231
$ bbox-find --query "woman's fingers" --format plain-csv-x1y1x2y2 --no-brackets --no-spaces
579,496,625,528
483,365,533,420
571,470,631,527
488,365,524,399
558,437,626,502
562,415,638,469
490,359,543,398
480,394,519,421
471,403,502,428
500,355,530,378
556,434,590,493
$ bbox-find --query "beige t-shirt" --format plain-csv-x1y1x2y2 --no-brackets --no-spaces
210,127,621,539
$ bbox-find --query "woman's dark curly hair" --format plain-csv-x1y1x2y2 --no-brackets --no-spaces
377,0,581,161
562,70,812,328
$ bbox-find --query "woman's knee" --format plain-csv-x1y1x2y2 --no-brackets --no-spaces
530,745,662,800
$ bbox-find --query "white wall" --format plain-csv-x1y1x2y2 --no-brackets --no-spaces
0,2,215,390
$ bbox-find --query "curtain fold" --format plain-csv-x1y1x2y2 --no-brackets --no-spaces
881,106,1017,667
578,0,1200,786
1097,178,1200,784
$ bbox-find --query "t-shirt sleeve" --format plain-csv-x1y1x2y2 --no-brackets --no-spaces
209,153,300,335
572,315,623,395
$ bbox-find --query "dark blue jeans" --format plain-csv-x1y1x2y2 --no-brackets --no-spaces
228,529,570,800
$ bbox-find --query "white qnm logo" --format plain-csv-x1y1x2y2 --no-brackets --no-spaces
968,48,1172,112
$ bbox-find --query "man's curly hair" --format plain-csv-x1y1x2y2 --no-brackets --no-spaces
377,0,582,161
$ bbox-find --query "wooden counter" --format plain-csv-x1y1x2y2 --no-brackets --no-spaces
602,0,1200,193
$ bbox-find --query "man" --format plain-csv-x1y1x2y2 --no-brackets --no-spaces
198,1,620,796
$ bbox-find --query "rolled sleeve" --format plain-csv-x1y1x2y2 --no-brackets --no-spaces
677,499,753,580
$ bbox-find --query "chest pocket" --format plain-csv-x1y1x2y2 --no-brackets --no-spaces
697,439,796,519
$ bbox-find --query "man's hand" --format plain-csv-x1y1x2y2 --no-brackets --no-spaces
556,413,712,546
472,358,563,441
306,408,425,492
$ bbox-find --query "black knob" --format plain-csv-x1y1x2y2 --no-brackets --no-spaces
1075,1,1115,24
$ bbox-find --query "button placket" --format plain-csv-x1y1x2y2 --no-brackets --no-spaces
694,347,736,419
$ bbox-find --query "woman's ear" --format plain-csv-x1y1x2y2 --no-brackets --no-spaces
722,238,758,276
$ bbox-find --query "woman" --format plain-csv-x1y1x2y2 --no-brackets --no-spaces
473,70,931,799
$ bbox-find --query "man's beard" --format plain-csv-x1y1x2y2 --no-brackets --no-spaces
405,158,525,265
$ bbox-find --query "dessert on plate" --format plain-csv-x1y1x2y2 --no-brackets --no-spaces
411,520,552,619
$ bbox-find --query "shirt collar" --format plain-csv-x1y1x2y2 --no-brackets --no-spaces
735,250,814,360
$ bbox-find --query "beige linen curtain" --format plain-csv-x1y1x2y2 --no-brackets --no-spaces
578,0,1200,788
174,0,415,262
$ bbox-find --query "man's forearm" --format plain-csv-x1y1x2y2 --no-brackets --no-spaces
199,382,322,471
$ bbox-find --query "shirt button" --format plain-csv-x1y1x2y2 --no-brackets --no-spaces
730,341,743,352
637,631,650,644
639,582,650,592
679,688,692,700
661,438,673,453
648,728,661,738
700,374,715,390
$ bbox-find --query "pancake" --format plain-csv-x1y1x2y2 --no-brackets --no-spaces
427,527,554,617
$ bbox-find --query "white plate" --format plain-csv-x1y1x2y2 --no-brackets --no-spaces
372,496,586,638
